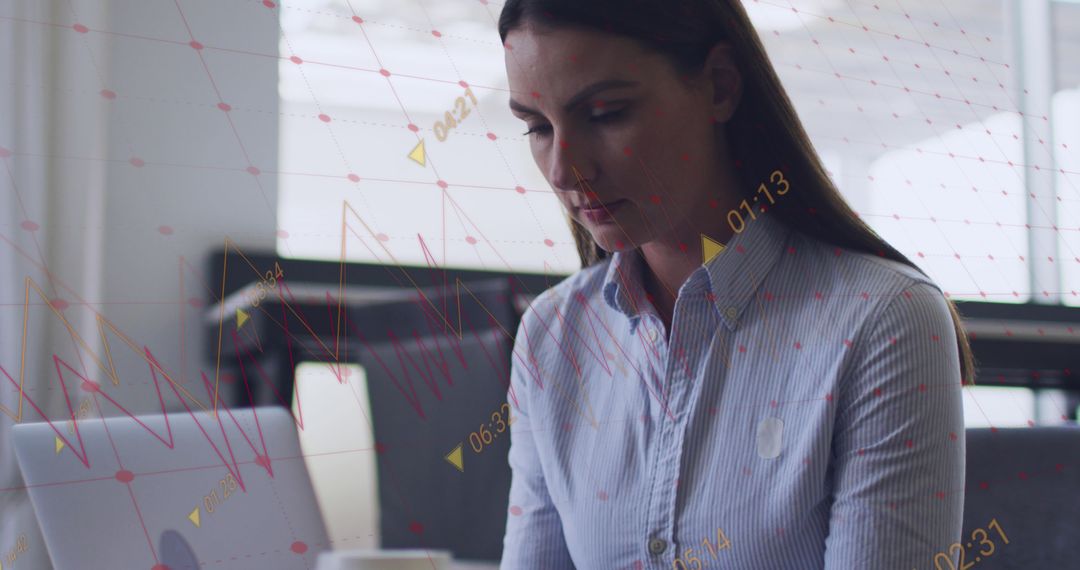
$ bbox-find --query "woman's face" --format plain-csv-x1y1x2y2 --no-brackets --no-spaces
504,24,737,253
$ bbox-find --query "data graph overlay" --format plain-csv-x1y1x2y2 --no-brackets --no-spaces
0,0,1078,569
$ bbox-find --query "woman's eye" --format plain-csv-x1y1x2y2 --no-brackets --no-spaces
590,109,625,122
523,124,552,137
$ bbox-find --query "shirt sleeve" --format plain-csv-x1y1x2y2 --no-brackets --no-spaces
500,312,576,570
823,280,966,569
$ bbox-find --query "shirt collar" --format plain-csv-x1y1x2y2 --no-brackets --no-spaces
601,213,791,331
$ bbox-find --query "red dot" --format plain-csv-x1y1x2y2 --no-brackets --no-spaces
290,541,307,554
115,470,134,483
597,490,608,500
0,146,11,158
649,195,661,204
407,124,419,132
379,68,391,77
432,30,442,37
544,238,554,247
276,230,289,239
73,23,89,33
82,380,100,392
20,220,39,231
100,89,117,100
189,40,204,50
130,157,145,168
376,233,389,242
217,102,231,112
530,91,540,99
51,298,69,310
459,80,470,88
318,114,331,123
255,455,271,469
158,225,173,235
408,521,424,534
263,0,276,7
905,439,914,448
436,180,448,189
375,442,387,454
246,166,260,176
347,173,360,182
352,16,364,24
509,505,523,516
515,186,526,194
487,132,497,140
152,565,170,570
465,236,477,245
289,55,302,64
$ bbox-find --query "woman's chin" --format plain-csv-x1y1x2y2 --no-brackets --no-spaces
591,229,639,253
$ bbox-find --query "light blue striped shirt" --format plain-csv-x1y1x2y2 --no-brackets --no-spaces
500,214,965,569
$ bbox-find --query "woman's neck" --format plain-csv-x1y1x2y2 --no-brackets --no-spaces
638,197,740,331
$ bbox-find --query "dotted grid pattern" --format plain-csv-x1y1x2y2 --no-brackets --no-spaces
0,0,1077,569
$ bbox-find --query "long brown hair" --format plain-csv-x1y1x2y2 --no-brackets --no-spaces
499,0,975,384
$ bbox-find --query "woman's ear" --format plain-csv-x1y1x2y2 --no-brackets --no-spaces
703,42,742,123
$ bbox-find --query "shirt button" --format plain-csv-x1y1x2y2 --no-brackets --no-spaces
648,328,659,342
725,307,738,319
648,538,667,554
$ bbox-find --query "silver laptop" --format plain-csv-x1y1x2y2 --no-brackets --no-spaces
13,406,329,570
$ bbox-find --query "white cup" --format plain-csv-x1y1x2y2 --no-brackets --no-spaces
315,549,452,570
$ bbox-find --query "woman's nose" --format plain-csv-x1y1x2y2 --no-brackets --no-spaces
548,136,595,195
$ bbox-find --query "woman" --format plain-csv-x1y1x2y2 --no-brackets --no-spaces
498,1,973,569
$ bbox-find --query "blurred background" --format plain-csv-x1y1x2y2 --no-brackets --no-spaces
1,0,1078,568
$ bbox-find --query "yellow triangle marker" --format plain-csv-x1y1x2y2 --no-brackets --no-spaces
236,308,249,330
55,435,65,454
702,234,727,265
408,139,426,166
188,507,201,528
444,443,464,472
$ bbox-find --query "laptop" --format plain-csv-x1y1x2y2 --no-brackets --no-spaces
13,406,329,570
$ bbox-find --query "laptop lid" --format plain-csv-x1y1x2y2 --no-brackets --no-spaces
13,406,328,570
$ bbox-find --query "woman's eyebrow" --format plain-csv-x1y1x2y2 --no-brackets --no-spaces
509,79,640,116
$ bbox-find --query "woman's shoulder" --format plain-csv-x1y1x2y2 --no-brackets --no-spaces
787,229,943,300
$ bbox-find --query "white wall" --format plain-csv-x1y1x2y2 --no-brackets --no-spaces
1,1,279,567
96,0,280,414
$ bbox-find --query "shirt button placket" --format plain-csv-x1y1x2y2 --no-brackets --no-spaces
646,320,684,568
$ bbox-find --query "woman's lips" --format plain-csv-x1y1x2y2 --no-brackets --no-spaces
580,199,628,223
